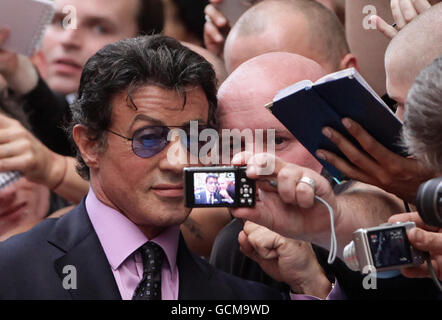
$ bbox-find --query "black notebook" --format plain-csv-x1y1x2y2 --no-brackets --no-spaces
266,68,405,180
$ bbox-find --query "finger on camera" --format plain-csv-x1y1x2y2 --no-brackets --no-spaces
407,228,442,254
276,166,301,204
231,150,253,166
389,212,439,232
295,182,315,208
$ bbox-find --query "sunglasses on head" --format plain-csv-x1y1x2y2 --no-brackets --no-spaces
107,124,210,158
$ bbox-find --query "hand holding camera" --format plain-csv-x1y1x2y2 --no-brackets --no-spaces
388,211,442,283
344,176,442,289
228,152,338,248
343,222,426,273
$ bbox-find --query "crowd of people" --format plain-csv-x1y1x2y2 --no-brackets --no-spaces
0,0,441,300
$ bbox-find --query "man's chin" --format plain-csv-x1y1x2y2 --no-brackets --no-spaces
46,76,79,95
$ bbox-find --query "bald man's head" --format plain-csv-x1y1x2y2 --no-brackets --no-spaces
224,0,351,74
385,2,442,111
218,52,326,172
181,41,228,86
218,52,326,110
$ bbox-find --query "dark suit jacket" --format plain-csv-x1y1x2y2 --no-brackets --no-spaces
194,190,223,205
0,201,283,300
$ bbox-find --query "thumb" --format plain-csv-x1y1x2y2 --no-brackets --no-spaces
408,228,442,255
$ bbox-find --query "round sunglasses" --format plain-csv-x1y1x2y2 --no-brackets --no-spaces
107,124,211,158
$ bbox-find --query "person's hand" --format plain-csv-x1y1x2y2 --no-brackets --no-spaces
203,0,230,57
389,211,442,281
0,112,66,189
370,0,432,39
317,118,436,203
231,152,338,247
239,221,332,298
0,29,19,79
0,28,38,94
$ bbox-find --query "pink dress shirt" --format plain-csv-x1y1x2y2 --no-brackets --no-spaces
85,189,343,300
85,189,180,300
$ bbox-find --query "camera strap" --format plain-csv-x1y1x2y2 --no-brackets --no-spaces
314,195,337,265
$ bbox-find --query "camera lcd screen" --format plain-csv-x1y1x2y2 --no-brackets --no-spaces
367,227,413,268
192,172,236,206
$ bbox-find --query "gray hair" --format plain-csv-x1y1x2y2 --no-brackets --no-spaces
402,55,442,172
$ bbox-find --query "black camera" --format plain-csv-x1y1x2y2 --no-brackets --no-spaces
416,176,442,228
184,166,255,208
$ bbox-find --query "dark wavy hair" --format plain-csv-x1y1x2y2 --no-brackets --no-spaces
70,35,218,180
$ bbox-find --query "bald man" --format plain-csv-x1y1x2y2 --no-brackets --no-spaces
317,3,442,204
223,0,357,75
211,51,440,299
211,52,341,297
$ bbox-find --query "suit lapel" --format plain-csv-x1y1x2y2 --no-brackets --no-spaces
48,201,121,300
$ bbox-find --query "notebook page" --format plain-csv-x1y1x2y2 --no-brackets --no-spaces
273,80,313,101
0,0,55,56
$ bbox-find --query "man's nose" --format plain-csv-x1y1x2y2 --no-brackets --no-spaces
59,28,82,50
158,138,189,174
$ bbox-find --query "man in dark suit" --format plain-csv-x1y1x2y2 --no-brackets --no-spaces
194,175,223,205
0,35,329,300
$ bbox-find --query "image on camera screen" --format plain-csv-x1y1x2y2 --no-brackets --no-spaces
193,172,236,206
367,227,413,268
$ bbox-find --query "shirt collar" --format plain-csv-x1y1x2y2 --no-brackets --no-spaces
85,188,179,271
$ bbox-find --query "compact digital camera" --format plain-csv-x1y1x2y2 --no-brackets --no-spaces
343,222,425,273
184,166,255,208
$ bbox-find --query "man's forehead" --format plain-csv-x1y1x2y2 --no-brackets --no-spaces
54,0,138,20
111,85,209,124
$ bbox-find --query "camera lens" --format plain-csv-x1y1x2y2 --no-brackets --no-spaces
416,176,442,228
343,241,360,271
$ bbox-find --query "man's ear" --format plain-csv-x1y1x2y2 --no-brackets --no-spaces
339,53,359,71
72,124,100,170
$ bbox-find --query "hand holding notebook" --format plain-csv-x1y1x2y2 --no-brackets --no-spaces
0,0,55,56
266,68,405,181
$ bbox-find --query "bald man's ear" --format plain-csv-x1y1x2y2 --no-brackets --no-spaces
339,53,359,71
